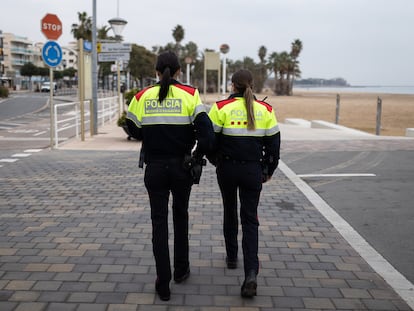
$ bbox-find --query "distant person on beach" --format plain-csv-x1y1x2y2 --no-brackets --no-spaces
207,69,281,298
126,51,214,301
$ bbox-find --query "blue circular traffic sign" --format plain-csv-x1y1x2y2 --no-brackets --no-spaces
42,41,62,67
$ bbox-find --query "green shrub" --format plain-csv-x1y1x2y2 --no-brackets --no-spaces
117,111,127,127
0,86,9,98
124,88,140,105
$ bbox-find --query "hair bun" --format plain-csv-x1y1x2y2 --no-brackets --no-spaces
156,51,180,74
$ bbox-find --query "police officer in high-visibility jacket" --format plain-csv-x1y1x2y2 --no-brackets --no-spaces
126,51,214,301
208,69,280,298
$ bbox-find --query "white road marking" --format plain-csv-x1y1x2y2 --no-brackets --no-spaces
7,129,38,134
12,153,31,158
24,149,42,153
0,149,43,168
0,121,25,126
298,173,376,178
0,137,50,141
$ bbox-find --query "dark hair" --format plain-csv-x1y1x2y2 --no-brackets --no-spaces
232,69,255,130
156,51,181,103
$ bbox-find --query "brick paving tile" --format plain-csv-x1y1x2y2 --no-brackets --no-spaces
0,150,412,310
76,304,108,311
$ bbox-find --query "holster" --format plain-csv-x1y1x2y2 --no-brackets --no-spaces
138,146,145,168
183,155,206,184
261,163,269,183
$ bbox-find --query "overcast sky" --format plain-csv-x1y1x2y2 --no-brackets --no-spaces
2,0,414,86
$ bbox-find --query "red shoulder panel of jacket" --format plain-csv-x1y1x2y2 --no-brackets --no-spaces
216,98,237,110
174,84,196,96
135,86,154,101
256,100,273,112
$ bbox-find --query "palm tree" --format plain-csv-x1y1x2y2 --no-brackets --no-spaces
290,39,303,59
269,52,281,95
185,41,199,61
257,46,268,93
288,39,303,94
279,52,292,95
97,25,112,40
269,51,292,95
258,46,267,63
172,25,185,55
71,12,92,41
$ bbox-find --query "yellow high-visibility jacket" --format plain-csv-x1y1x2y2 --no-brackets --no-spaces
208,94,280,172
127,81,214,161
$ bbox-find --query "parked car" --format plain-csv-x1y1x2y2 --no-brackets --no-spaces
41,82,57,92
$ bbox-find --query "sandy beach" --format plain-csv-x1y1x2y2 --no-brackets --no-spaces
202,90,414,137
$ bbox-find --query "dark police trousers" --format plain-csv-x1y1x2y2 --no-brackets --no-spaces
144,158,193,283
217,160,262,276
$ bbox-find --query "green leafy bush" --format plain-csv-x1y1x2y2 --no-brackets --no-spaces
0,86,9,98
117,111,127,127
124,88,140,105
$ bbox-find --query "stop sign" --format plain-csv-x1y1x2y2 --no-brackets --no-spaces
41,13,62,40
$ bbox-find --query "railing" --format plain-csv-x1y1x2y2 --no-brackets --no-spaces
53,96,119,148
98,96,118,127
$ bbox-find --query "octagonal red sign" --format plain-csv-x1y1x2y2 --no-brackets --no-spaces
41,13,62,40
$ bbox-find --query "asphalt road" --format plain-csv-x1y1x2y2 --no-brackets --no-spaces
284,149,414,284
0,93,48,120
0,93,78,150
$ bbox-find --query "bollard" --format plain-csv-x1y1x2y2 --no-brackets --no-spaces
376,97,382,135
335,94,340,124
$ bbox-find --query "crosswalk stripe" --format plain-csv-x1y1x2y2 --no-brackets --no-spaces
0,158,18,163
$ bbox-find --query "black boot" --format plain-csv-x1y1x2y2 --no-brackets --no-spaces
226,257,238,269
174,267,190,283
241,270,257,298
155,278,170,301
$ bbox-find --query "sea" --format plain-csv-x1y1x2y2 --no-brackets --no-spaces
293,85,414,95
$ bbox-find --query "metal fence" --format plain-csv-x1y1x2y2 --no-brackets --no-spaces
53,96,119,148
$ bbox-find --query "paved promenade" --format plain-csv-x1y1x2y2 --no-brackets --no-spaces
0,119,413,310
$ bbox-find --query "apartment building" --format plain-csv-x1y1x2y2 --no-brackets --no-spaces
0,31,34,89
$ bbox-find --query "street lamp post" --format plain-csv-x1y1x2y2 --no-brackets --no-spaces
108,12,127,119
220,44,230,95
185,57,192,85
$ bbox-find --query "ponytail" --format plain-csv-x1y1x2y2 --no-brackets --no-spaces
159,67,171,103
244,86,255,130
155,51,181,103
232,69,255,131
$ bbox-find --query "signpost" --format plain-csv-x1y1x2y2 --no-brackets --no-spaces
41,13,62,149
98,52,130,62
97,42,131,118
204,51,220,95
98,42,131,53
